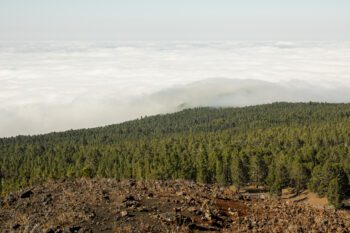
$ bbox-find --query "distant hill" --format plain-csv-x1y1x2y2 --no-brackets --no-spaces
0,102,349,208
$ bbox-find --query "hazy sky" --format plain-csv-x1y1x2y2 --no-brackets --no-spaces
1,1,350,137
1,0,350,41
1,41,350,137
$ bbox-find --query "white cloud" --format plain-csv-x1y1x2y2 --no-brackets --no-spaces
1,41,350,137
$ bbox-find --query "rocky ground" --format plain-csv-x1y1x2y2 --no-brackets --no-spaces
0,179,349,233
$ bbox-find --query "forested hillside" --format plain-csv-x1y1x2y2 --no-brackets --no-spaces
1,102,350,208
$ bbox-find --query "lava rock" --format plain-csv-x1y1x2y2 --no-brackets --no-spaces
20,189,33,198
69,226,81,233
12,223,21,230
5,193,17,205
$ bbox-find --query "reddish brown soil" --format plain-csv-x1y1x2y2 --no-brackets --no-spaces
0,179,349,233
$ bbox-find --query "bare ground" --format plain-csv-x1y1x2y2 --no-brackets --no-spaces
0,179,349,233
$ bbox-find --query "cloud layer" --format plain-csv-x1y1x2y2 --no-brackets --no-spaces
1,41,350,137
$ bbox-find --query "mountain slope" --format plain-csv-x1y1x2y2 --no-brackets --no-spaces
0,102,350,208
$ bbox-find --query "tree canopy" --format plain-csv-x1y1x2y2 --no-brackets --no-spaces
0,102,349,207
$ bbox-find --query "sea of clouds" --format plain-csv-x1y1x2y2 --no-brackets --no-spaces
1,41,350,137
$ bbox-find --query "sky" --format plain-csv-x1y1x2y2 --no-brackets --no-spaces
1,41,350,137
1,0,350,41
1,1,350,137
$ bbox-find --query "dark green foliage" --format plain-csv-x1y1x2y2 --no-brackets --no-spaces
82,166,94,178
231,155,249,190
0,102,350,206
325,167,349,208
290,159,310,194
250,155,268,188
0,169,3,195
309,163,349,208
328,179,342,208
327,173,349,209
267,159,290,196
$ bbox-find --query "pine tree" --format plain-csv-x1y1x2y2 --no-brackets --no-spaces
196,145,209,183
231,155,249,191
215,159,226,185
0,169,3,195
250,155,268,188
327,178,343,209
327,167,349,208
267,160,290,196
82,166,94,178
290,160,309,194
